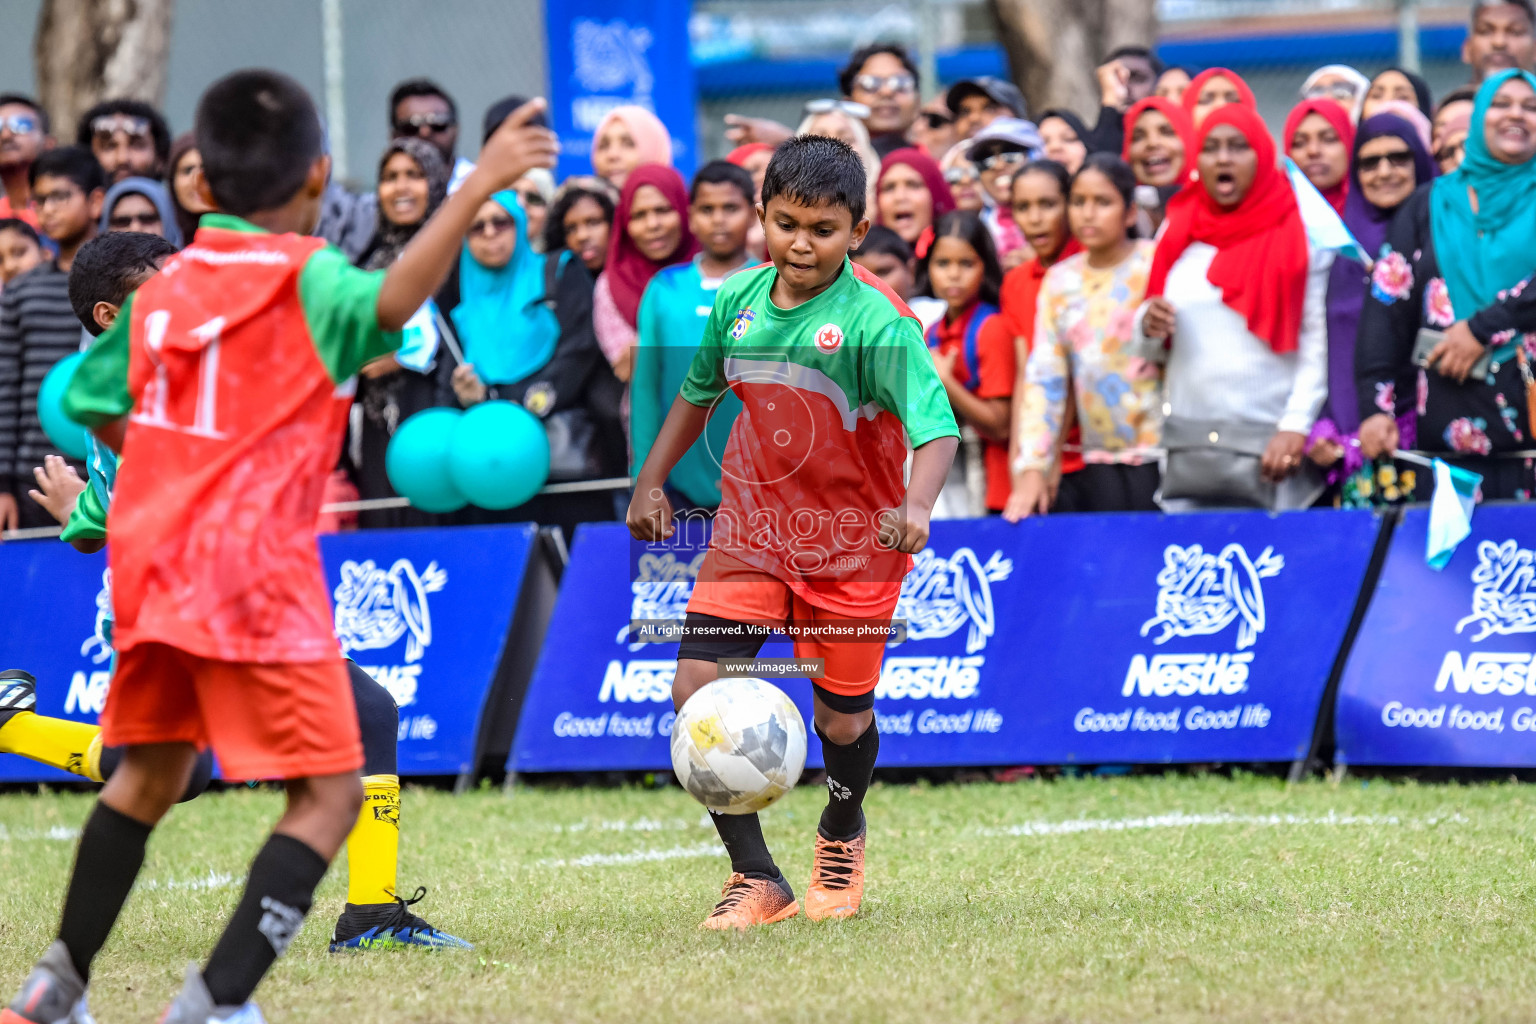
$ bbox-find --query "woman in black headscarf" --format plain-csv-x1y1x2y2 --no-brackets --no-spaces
1037,109,1091,174
350,136,457,528
1362,67,1434,120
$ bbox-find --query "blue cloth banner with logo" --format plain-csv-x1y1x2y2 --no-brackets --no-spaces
544,0,698,180
0,524,536,781
510,511,1381,773
1334,505,1536,767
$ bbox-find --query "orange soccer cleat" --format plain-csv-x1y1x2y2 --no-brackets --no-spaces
804,830,866,921
700,873,800,931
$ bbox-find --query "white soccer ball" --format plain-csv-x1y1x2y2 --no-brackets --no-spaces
670,678,808,815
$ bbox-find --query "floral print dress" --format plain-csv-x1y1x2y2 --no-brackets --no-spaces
1354,186,1536,501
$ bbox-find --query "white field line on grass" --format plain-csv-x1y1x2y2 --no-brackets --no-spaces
980,810,1469,838
0,825,79,842
537,842,724,869
139,870,238,893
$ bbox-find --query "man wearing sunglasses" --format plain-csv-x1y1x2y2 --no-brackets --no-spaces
0,95,50,227
73,99,170,185
839,42,923,158
389,78,475,194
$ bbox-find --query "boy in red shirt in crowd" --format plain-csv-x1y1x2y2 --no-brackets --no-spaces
2,70,555,1024
629,135,959,930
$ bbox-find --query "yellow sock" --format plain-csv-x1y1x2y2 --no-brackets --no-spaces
0,712,105,782
346,774,401,906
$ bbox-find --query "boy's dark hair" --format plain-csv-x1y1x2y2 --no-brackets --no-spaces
390,77,457,122
852,224,912,264
195,69,323,217
1104,45,1165,76
544,181,617,254
691,160,754,205
1471,0,1536,27
75,99,172,162
760,135,867,225
838,43,920,97
1072,152,1137,210
0,93,49,135
28,146,106,192
1011,159,1072,203
1436,84,1478,115
921,210,1001,306
69,231,178,336
481,94,547,143
0,217,41,246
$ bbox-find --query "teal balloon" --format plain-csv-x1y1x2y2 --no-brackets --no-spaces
385,407,468,513
448,400,550,510
39,353,89,461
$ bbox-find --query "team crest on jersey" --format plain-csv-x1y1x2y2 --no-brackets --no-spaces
814,323,844,353
730,308,755,340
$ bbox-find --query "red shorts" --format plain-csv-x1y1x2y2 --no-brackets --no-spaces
104,643,363,780
684,551,898,697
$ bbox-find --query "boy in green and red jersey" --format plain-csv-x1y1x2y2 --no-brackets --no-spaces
628,135,960,931
2,71,556,1024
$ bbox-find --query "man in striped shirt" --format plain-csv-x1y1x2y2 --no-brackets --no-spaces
0,146,103,531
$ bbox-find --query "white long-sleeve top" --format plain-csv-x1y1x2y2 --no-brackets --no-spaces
1134,240,1332,436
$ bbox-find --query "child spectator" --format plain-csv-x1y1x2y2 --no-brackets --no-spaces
631,161,755,512
851,224,916,301
0,217,41,287
922,210,1014,513
999,160,1085,521
0,146,104,532
4,71,553,1022
545,177,617,278
1014,155,1162,516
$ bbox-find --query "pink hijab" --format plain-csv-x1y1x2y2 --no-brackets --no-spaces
593,106,672,183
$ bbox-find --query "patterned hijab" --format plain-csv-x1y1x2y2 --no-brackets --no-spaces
363,136,449,271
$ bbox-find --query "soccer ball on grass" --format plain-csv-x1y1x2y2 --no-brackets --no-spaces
670,679,807,814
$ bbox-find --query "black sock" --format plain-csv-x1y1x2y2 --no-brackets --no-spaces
57,802,153,979
201,834,329,1007
817,721,879,841
708,811,778,878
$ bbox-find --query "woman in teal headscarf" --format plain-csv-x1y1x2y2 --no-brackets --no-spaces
1355,68,1536,503
450,190,563,392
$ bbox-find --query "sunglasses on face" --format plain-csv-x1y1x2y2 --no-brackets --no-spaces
516,190,548,208
0,114,39,136
1357,150,1414,173
803,98,872,120
470,215,515,236
1435,140,1465,164
980,151,1028,172
852,73,915,95
394,112,455,134
944,167,978,185
109,212,162,231
1304,82,1360,102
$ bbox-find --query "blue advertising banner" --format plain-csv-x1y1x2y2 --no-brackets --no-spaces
0,524,536,781
544,0,698,181
1335,505,1536,767
510,511,1381,773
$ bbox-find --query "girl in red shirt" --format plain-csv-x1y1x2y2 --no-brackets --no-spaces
921,209,1013,512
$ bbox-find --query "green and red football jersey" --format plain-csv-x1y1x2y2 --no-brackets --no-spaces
679,259,958,615
63,214,400,663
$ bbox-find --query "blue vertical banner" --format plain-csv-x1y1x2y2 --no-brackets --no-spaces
544,0,699,181
1335,505,1536,767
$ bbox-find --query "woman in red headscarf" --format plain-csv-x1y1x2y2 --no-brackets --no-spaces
1182,67,1257,127
1283,98,1356,216
1122,96,1195,233
1137,104,1330,511
592,163,699,384
875,148,956,260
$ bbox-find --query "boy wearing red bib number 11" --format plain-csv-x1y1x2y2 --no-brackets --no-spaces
1,71,557,1024
628,135,959,931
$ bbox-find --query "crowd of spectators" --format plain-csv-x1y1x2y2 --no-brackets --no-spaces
2,0,1535,538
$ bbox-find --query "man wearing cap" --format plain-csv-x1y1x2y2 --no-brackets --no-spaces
947,77,1028,142
966,118,1041,268
74,99,170,184
1463,0,1536,82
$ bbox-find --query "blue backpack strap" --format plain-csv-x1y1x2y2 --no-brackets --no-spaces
961,302,998,392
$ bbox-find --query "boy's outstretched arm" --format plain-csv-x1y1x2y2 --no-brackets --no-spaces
375,99,559,330
879,435,958,555
627,396,712,541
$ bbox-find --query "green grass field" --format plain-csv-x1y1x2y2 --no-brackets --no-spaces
0,773,1533,1023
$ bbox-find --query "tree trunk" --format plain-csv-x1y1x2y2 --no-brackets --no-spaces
33,0,175,142
989,0,1157,121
